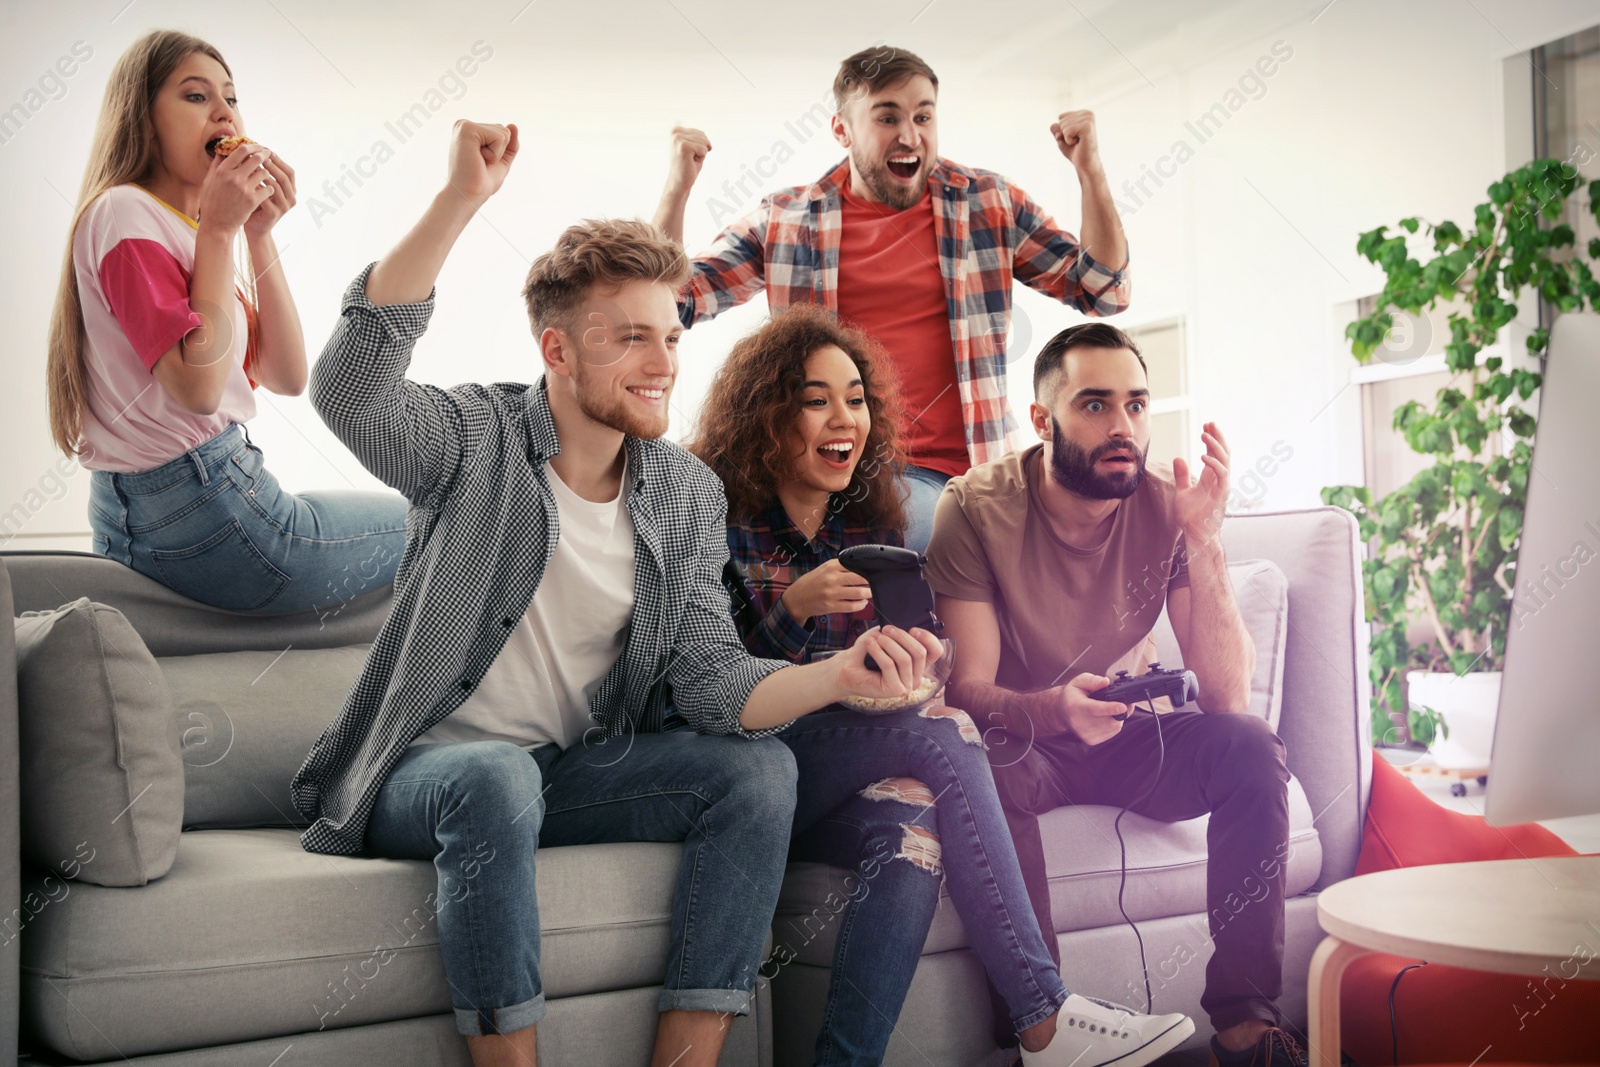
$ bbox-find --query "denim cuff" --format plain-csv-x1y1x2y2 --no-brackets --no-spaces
1012,985,1068,1034
453,991,546,1036
658,987,753,1016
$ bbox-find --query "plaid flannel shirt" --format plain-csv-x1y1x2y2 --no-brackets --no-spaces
679,157,1132,468
724,500,902,664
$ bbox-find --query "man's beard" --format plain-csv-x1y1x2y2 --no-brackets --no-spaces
1048,418,1145,500
851,145,925,209
573,366,670,440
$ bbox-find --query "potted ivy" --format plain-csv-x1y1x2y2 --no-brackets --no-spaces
1322,159,1600,759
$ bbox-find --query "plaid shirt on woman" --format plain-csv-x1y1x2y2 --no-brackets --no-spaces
679,157,1132,468
724,500,902,664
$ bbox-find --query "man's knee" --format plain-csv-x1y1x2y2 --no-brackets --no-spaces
447,741,547,829
709,738,799,822
1203,714,1288,785
986,743,1059,816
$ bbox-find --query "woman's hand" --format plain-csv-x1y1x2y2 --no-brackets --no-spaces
244,151,297,240
779,559,871,623
829,626,943,702
445,120,519,208
196,145,276,236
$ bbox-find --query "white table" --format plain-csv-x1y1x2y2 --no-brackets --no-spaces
1308,855,1600,1066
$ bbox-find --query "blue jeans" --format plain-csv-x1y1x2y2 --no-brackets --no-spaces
365,731,798,1036
902,465,951,556
779,705,1067,1066
88,423,408,616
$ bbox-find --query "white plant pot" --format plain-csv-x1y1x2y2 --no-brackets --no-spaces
1406,670,1502,770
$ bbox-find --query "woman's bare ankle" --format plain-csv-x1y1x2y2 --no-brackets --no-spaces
1017,1011,1057,1053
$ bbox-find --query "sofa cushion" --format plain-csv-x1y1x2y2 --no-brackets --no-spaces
13,598,184,886
1356,751,1575,873
775,772,1322,966
20,828,690,1060
160,646,371,828
1148,558,1289,727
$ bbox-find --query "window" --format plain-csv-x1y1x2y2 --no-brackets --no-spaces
1532,26,1600,333
1345,295,1510,501
1124,316,1191,475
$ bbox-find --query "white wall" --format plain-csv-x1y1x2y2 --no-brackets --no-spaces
2,0,1595,550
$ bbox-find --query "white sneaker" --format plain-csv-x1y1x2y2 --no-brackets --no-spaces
1019,993,1196,1067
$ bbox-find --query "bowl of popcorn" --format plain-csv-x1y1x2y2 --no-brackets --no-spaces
817,637,955,714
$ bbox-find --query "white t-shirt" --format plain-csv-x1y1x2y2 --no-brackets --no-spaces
73,184,256,472
413,458,637,751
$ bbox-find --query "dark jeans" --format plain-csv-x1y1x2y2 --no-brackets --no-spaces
779,706,1065,1066
986,710,1291,1037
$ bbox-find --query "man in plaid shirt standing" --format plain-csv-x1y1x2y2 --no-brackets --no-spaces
654,44,1132,553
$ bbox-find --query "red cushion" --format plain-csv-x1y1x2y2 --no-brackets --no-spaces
1355,753,1576,875
1339,753,1599,1063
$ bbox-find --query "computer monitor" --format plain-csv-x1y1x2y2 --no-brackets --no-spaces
1485,311,1600,826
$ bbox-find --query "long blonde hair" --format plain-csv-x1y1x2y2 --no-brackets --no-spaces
47,31,250,456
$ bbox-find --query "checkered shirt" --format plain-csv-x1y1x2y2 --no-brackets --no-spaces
291,266,788,856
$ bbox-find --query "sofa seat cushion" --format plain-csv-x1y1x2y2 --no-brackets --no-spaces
775,772,1322,967
21,828,687,1060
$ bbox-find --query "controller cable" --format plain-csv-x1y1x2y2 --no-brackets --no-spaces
1111,695,1165,1014
1388,961,1426,1064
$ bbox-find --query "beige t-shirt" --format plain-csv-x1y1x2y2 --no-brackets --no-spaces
925,444,1190,697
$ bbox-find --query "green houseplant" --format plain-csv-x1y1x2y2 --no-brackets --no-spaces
1322,159,1600,747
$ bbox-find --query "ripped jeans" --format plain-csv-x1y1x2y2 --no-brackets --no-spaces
777,705,1067,1066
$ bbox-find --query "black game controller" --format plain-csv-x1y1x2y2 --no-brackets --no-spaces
1090,662,1198,721
837,545,944,636
837,545,945,673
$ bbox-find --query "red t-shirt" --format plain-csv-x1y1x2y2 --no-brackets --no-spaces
836,183,969,478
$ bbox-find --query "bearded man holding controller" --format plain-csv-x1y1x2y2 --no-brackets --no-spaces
926,323,1304,1066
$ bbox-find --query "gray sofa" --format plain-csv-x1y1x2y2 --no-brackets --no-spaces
1,506,1371,1065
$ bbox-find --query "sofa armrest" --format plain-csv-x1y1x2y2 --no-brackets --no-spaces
0,559,20,1054
1221,508,1372,889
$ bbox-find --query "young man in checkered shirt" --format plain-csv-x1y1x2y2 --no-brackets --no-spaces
296,119,948,1067
654,44,1132,554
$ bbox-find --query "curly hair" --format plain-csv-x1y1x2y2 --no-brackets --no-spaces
690,304,907,531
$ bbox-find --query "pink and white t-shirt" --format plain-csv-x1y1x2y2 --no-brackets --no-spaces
73,184,257,473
